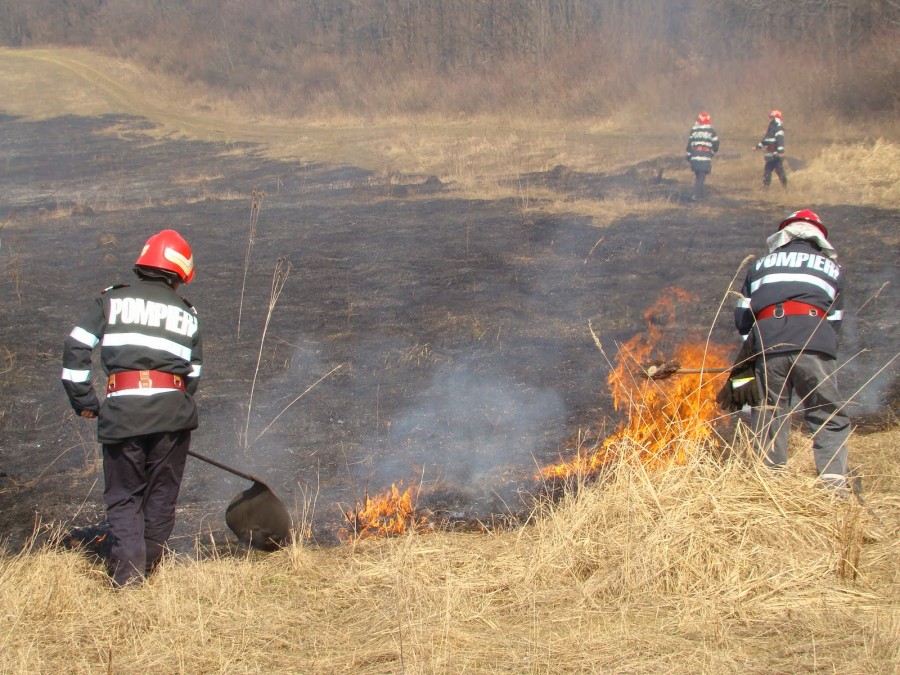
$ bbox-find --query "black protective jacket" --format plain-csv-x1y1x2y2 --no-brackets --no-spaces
686,122,720,173
61,278,202,443
735,239,844,358
756,119,785,159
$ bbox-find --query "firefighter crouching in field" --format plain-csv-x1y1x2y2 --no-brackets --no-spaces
730,209,849,491
754,109,787,189
685,111,720,201
61,230,202,586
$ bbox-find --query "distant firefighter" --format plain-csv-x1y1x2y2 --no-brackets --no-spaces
685,112,720,201
755,109,787,189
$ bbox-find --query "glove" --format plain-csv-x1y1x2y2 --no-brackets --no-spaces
716,351,761,411
717,339,762,412
729,364,760,408
716,366,758,412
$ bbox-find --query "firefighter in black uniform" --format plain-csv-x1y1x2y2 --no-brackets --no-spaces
754,109,787,189
685,112,720,201
61,230,202,586
732,209,849,491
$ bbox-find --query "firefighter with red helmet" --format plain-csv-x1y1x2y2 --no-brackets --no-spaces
731,209,849,491
754,109,787,188
61,230,202,586
685,112,720,201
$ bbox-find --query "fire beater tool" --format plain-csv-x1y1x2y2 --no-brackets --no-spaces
640,359,732,381
187,449,292,550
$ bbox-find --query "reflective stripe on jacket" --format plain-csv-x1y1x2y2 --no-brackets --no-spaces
735,239,843,358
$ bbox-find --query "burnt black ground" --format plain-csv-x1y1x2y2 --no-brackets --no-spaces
1,113,897,553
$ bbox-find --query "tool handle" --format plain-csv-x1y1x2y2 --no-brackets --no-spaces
677,367,731,374
187,449,265,485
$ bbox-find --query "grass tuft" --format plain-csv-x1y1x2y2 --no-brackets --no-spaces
790,139,900,207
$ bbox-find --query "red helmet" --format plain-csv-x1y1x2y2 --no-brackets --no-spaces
778,209,827,238
135,230,195,283
769,109,783,120
696,112,711,124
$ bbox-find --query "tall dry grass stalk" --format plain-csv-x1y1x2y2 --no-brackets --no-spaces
242,257,290,449
2,433,896,673
236,188,265,340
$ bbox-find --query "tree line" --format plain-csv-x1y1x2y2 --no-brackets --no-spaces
1,0,897,119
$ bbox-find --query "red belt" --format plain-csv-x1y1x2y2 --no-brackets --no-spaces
756,300,824,320
107,370,185,393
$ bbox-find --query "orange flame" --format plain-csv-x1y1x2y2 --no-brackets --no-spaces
540,288,730,480
339,481,430,541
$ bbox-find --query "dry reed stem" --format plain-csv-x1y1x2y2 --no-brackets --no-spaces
236,189,264,340
243,257,290,449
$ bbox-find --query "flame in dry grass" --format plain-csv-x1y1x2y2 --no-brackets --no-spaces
339,481,429,541
344,288,733,537
541,288,730,479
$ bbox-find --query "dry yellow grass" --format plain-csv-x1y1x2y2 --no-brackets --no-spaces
790,139,900,209
1,429,897,673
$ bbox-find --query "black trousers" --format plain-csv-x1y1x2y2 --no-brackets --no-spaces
103,430,190,586
763,157,787,187
692,170,707,200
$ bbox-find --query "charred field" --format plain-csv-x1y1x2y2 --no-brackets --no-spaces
0,112,897,553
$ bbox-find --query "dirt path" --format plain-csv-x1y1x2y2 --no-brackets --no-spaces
0,47,284,142
0,46,427,178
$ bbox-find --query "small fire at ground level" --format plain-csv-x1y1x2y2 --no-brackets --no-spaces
339,481,430,541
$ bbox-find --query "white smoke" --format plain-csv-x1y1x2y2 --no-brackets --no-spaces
377,360,565,486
